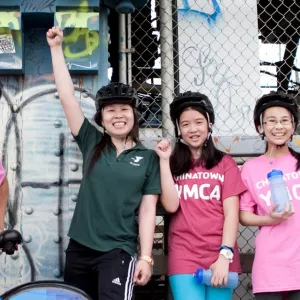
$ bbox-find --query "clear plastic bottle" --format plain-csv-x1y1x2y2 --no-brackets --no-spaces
267,169,290,213
193,269,239,289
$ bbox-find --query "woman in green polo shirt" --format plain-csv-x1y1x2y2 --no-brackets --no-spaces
47,26,161,300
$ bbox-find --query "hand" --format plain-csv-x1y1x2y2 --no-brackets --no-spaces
155,139,172,161
46,26,63,48
209,255,230,287
133,259,152,286
268,202,294,225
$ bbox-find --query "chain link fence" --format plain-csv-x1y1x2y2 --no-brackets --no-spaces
128,0,300,299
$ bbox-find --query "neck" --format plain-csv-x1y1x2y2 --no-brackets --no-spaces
190,147,202,159
265,143,290,158
111,135,134,151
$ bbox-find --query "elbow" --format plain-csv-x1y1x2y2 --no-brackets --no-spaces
239,219,247,226
164,203,179,214
160,193,179,214
166,207,178,214
239,212,248,226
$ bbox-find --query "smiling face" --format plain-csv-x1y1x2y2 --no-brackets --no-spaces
259,106,294,146
101,103,134,138
179,108,209,149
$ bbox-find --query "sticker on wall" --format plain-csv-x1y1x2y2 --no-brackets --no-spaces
0,34,16,54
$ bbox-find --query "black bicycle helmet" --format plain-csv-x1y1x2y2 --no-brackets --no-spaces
253,91,299,132
95,82,139,111
170,91,215,129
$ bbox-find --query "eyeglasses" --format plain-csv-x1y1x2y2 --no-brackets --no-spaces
263,118,293,127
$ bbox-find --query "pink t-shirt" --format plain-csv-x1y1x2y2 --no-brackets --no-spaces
240,153,300,293
168,155,246,276
0,161,5,185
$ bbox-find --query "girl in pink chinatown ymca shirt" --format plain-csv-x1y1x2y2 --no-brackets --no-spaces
155,91,246,300
240,92,300,300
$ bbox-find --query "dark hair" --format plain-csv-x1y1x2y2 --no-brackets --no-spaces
170,137,225,176
88,106,140,173
170,106,224,176
290,147,300,171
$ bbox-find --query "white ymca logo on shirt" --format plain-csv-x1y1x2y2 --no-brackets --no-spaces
175,172,224,201
130,156,143,166
255,171,300,206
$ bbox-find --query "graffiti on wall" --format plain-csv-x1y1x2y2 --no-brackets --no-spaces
0,12,22,72
0,0,100,74
0,0,108,294
178,0,221,25
177,0,261,136
55,11,100,71
0,79,97,293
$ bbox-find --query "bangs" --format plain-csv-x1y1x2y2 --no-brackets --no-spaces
180,106,209,122
101,98,135,108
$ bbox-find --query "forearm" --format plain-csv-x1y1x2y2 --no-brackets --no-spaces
138,201,157,257
50,46,75,102
159,160,179,213
50,46,84,135
0,178,9,230
240,210,275,226
222,213,239,248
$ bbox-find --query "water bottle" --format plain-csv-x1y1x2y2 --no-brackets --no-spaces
194,269,239,289
267,169,290,213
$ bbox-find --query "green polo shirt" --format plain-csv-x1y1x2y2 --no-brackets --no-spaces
68,118,161,256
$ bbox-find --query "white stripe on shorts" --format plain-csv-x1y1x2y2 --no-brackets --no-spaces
124,254,137,300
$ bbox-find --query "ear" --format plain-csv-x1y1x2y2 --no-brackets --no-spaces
258,125,263,134
208,123,213,133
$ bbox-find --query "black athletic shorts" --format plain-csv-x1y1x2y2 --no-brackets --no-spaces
64,239,137,300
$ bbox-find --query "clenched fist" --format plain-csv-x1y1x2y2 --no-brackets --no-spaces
46,26,64,48
155,139,172,161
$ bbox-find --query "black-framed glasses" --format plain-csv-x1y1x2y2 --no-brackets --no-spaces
263,118,293,127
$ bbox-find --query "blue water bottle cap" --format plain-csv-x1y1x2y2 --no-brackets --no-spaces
194,269,204,284
267,169,283,179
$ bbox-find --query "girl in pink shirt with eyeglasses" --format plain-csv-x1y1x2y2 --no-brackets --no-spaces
240,92,300,300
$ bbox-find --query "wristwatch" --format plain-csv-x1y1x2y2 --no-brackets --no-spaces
220,249,233,263
140,255,154,266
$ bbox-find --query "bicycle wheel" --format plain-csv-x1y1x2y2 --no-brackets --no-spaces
0,280,93,300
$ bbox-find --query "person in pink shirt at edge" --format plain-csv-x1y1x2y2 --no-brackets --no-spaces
155,92,247,300
0,161,8,233
239,92,300,300
0,84,9,233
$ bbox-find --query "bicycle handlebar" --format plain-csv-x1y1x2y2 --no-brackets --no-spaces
0,230,23,255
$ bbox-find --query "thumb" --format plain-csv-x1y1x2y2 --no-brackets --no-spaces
133,266,140,283
269,204,278,214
